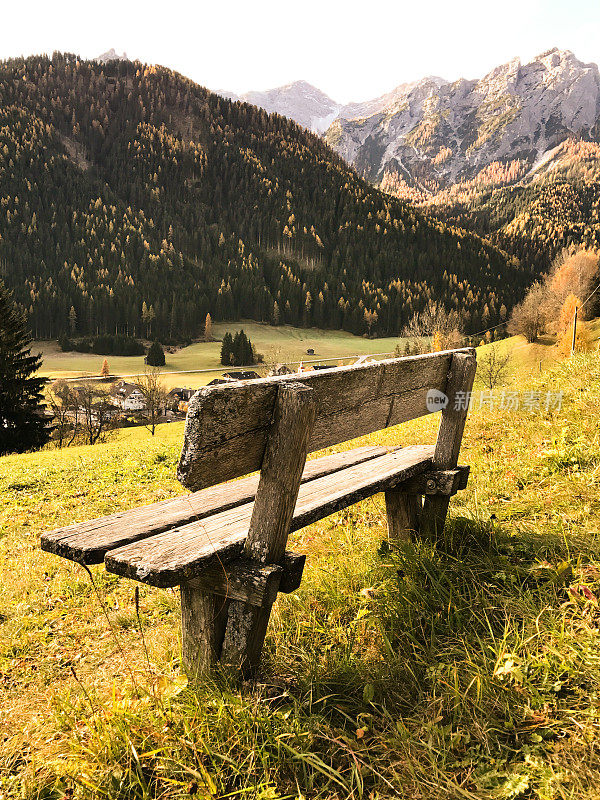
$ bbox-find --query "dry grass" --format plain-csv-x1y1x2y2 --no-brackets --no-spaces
2,353,600,798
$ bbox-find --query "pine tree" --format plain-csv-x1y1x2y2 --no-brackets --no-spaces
220,332,233,365
232,331,243,365
244,332,254,365
146,340,165,366
100,358,110,377
0,280,49,455
227,330,254,366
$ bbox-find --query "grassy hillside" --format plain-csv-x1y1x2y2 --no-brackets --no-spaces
2,352,600,798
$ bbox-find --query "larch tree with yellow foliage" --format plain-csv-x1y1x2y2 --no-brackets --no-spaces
557,293,591,355
558,293,582,333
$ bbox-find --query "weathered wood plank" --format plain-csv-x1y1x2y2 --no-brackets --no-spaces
184,561,283,608
189,550,303,605
220,382,317,675
177,350,471,491
431,353,477,470
41,446,390,564
105,445,435,588
421,352,477,540
278,551,306,594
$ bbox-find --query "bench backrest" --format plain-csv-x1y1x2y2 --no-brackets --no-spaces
178,347,476,491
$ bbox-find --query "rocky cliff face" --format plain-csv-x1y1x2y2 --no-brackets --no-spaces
216,50,600,194
325,49,600,190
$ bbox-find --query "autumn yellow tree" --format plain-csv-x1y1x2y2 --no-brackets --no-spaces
557,320,592,356
100,358,110,378
558,293,582,333
204,312,213,341
557,293,592,355
549,250,598,316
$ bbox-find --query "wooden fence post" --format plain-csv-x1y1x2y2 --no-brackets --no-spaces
220,382,317,676
420,352,477,542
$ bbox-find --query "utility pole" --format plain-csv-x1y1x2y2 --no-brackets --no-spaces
571,306,578,355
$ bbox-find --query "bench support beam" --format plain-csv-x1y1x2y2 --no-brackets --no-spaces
218,383,316,677
180,585,229,679
421,353,476,541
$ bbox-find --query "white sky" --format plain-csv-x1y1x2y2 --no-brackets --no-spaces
2,0,599,103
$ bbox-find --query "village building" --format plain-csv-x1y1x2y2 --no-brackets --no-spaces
166,387,195,414
111,381,147,411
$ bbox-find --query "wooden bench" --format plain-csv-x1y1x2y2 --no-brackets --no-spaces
41,348,476,678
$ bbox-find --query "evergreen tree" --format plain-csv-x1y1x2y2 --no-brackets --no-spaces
243,331,254,365
146,340,165,366
229,329,254,366
232,331,243,365
0,280,49,455
220,332,233,365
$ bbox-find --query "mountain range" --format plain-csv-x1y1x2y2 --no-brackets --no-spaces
217,49,600,193
218,77,447,135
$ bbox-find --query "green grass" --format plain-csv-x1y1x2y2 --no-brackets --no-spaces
36,323,409,389
38,319,600,392
3,352,600,798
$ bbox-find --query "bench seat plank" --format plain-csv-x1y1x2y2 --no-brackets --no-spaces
104,444,434,588
40,446,390,565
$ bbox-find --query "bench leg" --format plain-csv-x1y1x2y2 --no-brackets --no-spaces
180,581,229,681
420,496,451,542
221,382,317,678
385,489,421,541
220,601,273,677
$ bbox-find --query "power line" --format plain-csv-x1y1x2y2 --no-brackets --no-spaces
580,278,600,309
57,352,400,383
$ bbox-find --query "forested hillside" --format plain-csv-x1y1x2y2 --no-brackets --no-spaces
0,53,528,339
434,179,600,275
409,141,600,275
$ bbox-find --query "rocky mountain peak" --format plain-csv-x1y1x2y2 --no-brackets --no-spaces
324,48,600,190
96,48,128,63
